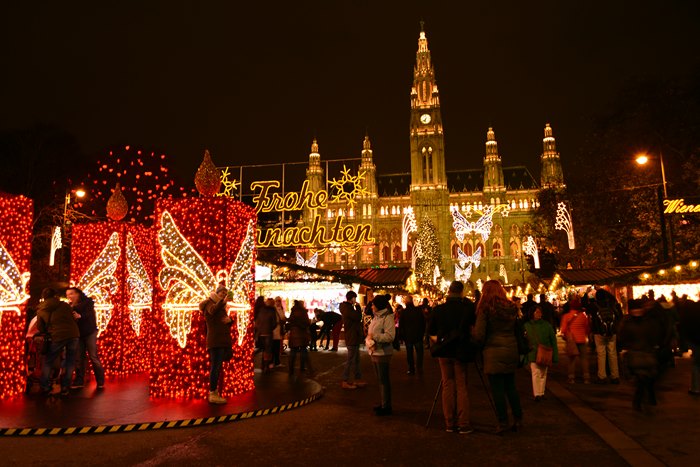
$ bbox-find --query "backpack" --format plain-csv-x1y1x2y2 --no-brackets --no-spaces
597,307,616,337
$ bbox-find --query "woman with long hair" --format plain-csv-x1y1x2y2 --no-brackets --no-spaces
66,287,105,390
473,280,523,434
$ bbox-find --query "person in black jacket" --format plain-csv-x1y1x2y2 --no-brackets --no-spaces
399,295,425,375
66,287,106,390
429,281,476,434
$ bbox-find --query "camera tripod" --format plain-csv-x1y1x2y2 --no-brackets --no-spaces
425,353,497,429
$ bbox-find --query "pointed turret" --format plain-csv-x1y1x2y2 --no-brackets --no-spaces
483,127,505,195
411,23,440,110
360,134,377,196
540,123,565,189
306,138,324,192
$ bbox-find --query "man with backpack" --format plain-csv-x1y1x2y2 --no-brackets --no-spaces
590,288,623,384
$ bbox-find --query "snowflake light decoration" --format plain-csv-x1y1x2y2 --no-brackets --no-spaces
219,167,241,198
329,165,368,208
555,202,575,250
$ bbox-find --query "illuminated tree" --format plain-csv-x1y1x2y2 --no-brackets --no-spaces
415,217,441,280
81,145,188,224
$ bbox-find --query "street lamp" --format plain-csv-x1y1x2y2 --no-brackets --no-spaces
58,187,86,281
634,153,671,262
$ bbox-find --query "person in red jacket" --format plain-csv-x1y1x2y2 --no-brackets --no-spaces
560,295,591,384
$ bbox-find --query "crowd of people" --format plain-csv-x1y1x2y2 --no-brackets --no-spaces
28,279,700,431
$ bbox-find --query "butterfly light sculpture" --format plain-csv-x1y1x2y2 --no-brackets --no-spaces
451,206,494,242
75,232,120,336
296,251,318,268
158,211,255,348
0,240,30,324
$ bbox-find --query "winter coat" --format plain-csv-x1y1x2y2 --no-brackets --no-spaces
399,303,427,344
255,305,278,337
286,305,311,348
37,298,79,342
473,301,519,374
340,300,363,346
72,297,98,337
524,318,559,365
199,294,232,350
367,307,395,358
272,305,286,340
428,295,476,360
560,310,590,344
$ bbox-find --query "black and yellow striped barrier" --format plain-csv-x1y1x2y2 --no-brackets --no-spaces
0,393,322,437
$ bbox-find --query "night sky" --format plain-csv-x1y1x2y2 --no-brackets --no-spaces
2,1,698,185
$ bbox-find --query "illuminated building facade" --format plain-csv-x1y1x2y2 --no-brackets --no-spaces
304,26,565,283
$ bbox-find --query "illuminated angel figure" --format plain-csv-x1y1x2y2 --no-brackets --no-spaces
158,211,255,348
0,239,31,324
451,206,494,242
126,233,152,336
296,251,318,268
74,232,120,336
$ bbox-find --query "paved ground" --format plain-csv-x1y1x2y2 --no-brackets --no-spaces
0,341,697,466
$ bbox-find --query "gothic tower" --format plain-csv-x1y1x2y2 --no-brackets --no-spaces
540,123,565,189
483,127,506,200
408,23,452,277
304,138,324,223
360,135,377,197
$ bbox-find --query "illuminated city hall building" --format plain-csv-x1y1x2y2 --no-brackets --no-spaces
300,26,565,283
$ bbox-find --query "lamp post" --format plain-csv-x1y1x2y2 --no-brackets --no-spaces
58,187,86,281
635,153,671,262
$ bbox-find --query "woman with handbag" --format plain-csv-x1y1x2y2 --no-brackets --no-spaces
560,296,591,384
524,305,558,401
473,280,523,434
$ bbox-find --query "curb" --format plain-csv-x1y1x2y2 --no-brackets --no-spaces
0,391,323,437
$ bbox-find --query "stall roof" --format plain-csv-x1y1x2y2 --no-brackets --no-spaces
555,267,648,286
258,260,360,285
331,267,413,287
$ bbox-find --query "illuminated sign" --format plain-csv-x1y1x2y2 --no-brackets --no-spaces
664,198,700,215
223,167,374,252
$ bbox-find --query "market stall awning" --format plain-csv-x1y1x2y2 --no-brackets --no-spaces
331,267,413,287
555,267,648,286
257,260,359,284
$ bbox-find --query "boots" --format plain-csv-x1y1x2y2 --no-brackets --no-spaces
208,390,227,404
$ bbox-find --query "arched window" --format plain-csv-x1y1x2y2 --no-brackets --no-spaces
392,245,402,262
381,245,390,263
493,242,503,257
451,242,459,259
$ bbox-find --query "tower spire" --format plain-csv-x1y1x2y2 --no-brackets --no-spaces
540,123,565,189
411,24,439,109
483,127,505,194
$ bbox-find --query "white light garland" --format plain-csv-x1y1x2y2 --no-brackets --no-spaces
402,206,417,252
0,239,30,324
76,232,120,336
126,233,152,336
49,226,61,267
158,212,255,348
500,264,508,284
555,202,576,249
523,236,540,269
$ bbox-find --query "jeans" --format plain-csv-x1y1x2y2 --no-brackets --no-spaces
74,331,105,386
438,358,469,428
343,345,361,381
209,347,226,391
530,362,548,396
594,334,619,379
289,346,309,374
41,338,79,392
259,335,273,370
690,343,700,392
405,342,424,373
488,372,522,424
373,360,392,409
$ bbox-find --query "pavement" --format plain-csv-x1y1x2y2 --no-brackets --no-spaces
0,340,697,466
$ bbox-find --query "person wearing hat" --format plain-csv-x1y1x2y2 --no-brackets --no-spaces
366,294,395,415
199,283,233,404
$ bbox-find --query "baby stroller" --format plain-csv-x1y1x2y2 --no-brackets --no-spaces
25,317,62,394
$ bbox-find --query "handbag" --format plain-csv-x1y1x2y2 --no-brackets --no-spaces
535,343,553,367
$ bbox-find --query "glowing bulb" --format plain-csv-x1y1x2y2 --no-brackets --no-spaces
635,154,649,165
658,269,666,275
75,189,86,198
674,265,682,272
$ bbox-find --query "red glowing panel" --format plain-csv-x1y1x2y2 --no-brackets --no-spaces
149,197,257,400
0,193,33,399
